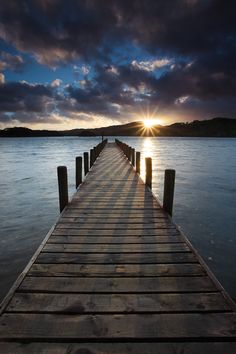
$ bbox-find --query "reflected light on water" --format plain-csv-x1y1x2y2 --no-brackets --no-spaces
140,137,155,180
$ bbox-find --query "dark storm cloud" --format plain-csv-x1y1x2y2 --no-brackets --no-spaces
68,59,236,107
116,0,236,56
0,81,54,113
61,84,124,118
0,80,65,125
0,0,235,123
63,64,148,116
0,0,235,63
0,0,120,65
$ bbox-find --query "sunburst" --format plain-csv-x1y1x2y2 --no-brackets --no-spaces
143,119,160,128
134,106,163,136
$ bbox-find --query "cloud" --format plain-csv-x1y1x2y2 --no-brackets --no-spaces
131,59,171,72
0,73,5,84
0,1,120,66
0,51,25,72
63,60,236,122
0,81,54,113
81,65,90,75
51,79,62,87
0,1,235,68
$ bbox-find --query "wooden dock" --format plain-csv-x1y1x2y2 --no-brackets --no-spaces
0,142,236,353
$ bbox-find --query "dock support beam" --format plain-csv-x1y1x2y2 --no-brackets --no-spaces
131,148,135,166
145,157,152,189
136,152,140,174
90,149,94,168
128,147,132,162
75,156,82,188
125,145,128,158
84,152,89,175
163,169,175,216
93,146,97,163
57,166,68,212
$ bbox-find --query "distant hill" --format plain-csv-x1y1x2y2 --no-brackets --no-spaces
1,118,236,137
0,127,63,137
159,118,236,137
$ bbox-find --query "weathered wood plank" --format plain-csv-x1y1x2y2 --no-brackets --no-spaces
73,192,152,197
28,263,205,277
36,252,197,264
76,190,148,194
1,313,236,339
70,202,161,208
73,193,153,197
85,176,140,180
68,207,163,212
55,223,176,230
7,292,230,314
60,216,169,222
1,342,236,354
72,197,155,202
79,180,144,185
19,276,216,293
52,229,180,236
59,217,169,223
70,198,161,206
84,176,140,181
62,210,167,217
48,235,184,244
42,243,189,253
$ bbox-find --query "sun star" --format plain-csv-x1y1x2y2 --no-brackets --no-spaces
143,119,158,128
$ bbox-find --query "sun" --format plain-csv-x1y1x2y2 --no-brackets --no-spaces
143,119,159,128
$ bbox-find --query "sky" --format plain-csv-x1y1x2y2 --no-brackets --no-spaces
0,0,235,130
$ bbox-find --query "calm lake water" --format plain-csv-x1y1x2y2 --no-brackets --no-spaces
0,137,236,301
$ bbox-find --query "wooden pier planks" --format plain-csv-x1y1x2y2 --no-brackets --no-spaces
0,142,236,353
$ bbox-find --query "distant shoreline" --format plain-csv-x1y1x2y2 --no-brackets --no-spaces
1,117,236,138
1,135,236,139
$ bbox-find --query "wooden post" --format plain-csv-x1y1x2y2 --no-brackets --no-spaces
126,146,129,158
57,166,68,212
163,169,175,216
128,147,132,162
131,148,135,166
136,152,140,174
75,156,82,188
83,152,89,175
94,146,97,160
90,149,94,168
145,157,152,189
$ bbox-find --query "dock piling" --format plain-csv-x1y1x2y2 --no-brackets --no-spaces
128,147,132,162
131,148,135,166
163,169,175,216
145,157,152,189
125,145,129,158
136,152,141,174
75,156,82,188
57,166,68,212
90,149,94,168
83,152,89,175
94,146,98,160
